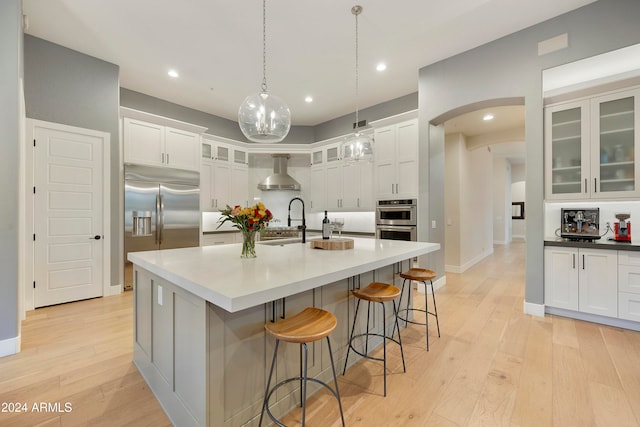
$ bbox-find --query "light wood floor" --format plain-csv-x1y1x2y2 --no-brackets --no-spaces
2,241,640,426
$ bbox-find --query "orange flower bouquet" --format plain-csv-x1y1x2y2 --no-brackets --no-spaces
218,202,273,258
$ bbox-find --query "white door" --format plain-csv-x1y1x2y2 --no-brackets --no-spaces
34,125,105,307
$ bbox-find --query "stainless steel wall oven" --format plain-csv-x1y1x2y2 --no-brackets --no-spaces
376,199,417,241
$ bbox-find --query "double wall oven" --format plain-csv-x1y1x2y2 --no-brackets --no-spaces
376,199,417,241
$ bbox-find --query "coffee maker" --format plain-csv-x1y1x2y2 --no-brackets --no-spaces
614,213,631,242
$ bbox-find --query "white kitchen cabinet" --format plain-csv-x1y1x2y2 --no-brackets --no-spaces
545,87,640,200
309,166,327,212
201,138,249,211
374,119,418,200
325,162,342,210
202,232,238,246
341,161,374,210
618,251,640,321
578,248,618,316
544,247,618,316
124,118,200,171
545,247,579,310
231,163,249,208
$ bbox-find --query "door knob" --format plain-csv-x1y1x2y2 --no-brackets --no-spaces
90,235,102,240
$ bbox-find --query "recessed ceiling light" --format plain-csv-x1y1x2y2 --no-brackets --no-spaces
168,69,179,78
483,114,494,121
305,96,313,103
376,62,387,72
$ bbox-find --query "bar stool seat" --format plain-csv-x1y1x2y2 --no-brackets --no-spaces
260,307,345,427
343,282,406,397
396,268,441,351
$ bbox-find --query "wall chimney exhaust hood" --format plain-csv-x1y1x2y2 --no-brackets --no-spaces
257,154,301,191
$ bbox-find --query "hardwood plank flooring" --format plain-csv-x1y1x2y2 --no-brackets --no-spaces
1,241,639,426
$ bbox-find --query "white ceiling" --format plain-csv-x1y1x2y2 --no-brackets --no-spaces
444,105,526,164
22,0,595,126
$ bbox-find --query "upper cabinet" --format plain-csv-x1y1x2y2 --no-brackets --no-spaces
123,118,201,171
308,141,374,212
374,119,418,200
201,136,249,211
121,108,207,172
545,87,640,200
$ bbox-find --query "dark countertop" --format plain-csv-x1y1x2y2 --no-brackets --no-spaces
545,237,640,251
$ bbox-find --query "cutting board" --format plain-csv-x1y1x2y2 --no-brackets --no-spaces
310,238,354,250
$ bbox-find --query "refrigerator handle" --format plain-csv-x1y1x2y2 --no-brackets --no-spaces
155,194,163,245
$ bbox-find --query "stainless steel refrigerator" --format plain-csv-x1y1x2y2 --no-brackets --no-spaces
124,164,200,289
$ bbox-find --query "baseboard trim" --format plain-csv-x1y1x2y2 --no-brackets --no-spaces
546,306,640,331
106,284,123,296
445,249,494,274
524,301,545,317
0,335,21,358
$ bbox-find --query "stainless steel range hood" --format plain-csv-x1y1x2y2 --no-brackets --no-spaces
258,154,301,191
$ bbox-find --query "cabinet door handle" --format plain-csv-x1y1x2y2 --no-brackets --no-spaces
162,152,165,164
594,178,597,193
391,183,394,194
211,199,214,208
572,253,575,269
357,197,360,208
166,153,170,164
584,178,587,194
582,254,585,270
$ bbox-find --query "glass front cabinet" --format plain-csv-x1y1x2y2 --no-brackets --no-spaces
545,87,640,200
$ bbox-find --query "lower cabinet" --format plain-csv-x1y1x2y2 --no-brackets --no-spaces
202,232,239,246
544,247,618,316
618,252,640,321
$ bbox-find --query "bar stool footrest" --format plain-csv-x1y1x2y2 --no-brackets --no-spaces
397,307,439,326
347,332,403,363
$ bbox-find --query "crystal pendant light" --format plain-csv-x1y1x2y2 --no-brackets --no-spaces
341,5,374,163
238,0,291,143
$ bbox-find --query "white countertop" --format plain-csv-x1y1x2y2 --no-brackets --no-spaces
128,237,440,313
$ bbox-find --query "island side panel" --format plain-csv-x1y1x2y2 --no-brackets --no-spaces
133,265,207,427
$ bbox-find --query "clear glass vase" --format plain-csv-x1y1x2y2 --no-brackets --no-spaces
240,229,257,258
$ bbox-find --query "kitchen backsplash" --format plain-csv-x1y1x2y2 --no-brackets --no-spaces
545,200,640,239
202,192,375,233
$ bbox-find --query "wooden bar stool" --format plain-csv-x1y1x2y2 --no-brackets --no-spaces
342,282,406,397
259,307,345,427
395,268,441,351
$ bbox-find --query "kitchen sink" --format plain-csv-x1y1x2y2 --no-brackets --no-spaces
258,237,303,246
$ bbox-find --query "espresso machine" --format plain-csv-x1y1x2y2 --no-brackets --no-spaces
614,213,631,242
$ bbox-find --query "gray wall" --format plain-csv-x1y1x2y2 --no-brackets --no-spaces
121,88,418,144
315,92,418,141
418,0,640,305
121,88,316,144
0,0,21,344
24,35,121,288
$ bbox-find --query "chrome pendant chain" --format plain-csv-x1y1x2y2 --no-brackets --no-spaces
352,5,362,127
262,0,268,93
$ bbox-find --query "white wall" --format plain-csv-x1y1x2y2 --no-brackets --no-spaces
492,157,511,245
444,134,462,267
444,133,493,272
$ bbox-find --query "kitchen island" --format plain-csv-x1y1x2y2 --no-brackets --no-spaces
128,237,440,427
